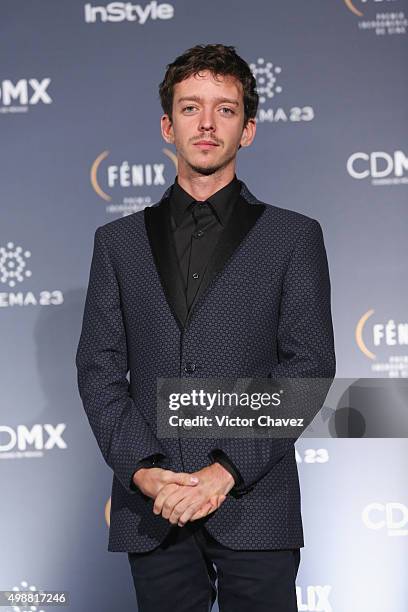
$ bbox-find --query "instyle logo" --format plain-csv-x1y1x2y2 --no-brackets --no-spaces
0,424,67,459
0,78,52,114
0,241,64,308
249,58,315,124
362,502,408,536
84,1,174,23
296,586,332,612
347,150,408,185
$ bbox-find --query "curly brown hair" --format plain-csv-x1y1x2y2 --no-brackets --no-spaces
159,44,258,128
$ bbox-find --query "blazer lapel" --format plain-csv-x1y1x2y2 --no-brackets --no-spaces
144,195,188,332
144,182,266,332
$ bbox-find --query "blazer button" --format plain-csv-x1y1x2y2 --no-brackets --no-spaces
184,362,196,373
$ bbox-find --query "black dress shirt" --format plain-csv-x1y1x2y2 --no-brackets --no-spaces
169,174,241,312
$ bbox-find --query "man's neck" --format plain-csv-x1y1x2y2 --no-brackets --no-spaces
176,167,236,201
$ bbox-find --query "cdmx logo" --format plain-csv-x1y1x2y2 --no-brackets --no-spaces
90,148,177,201
344,0,398,17
0,424,67,453
362,502,408,536
356,309,408,360
0,78,52,108
347,150,408,181
0,242,32,288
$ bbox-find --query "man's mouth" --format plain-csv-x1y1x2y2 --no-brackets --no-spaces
194,141,219,149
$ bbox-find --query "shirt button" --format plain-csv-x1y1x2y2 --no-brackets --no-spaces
192,272,199,279
193,230,204,238
184,362,196,373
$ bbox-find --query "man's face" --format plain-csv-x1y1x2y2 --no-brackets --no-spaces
161,69,256,176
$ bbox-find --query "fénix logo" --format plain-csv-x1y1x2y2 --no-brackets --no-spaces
347,150,408,185
90,147,177,215
345,0,399,17
356,310,408,360
362,502,408,536
356,309,408,377
0,78,52,113
0,424,67,459
344,0,406,36
91,151,167,201
84,1,174,23
296,586,332,612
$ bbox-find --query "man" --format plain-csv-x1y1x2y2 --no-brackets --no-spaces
76,43,336,611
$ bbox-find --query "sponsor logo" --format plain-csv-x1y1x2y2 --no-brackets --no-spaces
0,242,64,309
90,148,177,216
344,0,406,36
295,448,329,463
0,78,52,114
0,424,67,459
296,586,333,612
356,310,408,376
249,58,314,124
84,1,174,24
347,150,408,185
362,502,408,536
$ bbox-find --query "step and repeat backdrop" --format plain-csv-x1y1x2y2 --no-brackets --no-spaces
1,1,407,610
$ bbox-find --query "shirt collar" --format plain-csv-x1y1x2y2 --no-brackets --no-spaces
169,174,241,228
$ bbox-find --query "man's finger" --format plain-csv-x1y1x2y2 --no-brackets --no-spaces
157,487,194,519
188,495,226,522
189,503,215,522
163,471,199,486
153,483,180,515
177,499,210,527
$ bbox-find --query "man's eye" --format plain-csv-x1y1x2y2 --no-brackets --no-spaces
182,106,234,114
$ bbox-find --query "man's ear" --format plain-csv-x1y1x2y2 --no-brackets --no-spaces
161,114,174,144
239,117,256,148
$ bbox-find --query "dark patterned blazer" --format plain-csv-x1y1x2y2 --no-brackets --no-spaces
75,179,336,553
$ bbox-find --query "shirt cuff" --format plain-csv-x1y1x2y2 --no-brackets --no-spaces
208,449,250,497
130,453,167,491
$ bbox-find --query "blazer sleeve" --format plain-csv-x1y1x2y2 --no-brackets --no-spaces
207,218,336,496
75,227,169,494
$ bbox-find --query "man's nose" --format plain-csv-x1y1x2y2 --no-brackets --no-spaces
198,109,216,132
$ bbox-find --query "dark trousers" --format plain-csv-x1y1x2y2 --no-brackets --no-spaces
128,521,300,612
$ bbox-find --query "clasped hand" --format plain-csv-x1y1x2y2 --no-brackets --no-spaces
132,463,235,527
